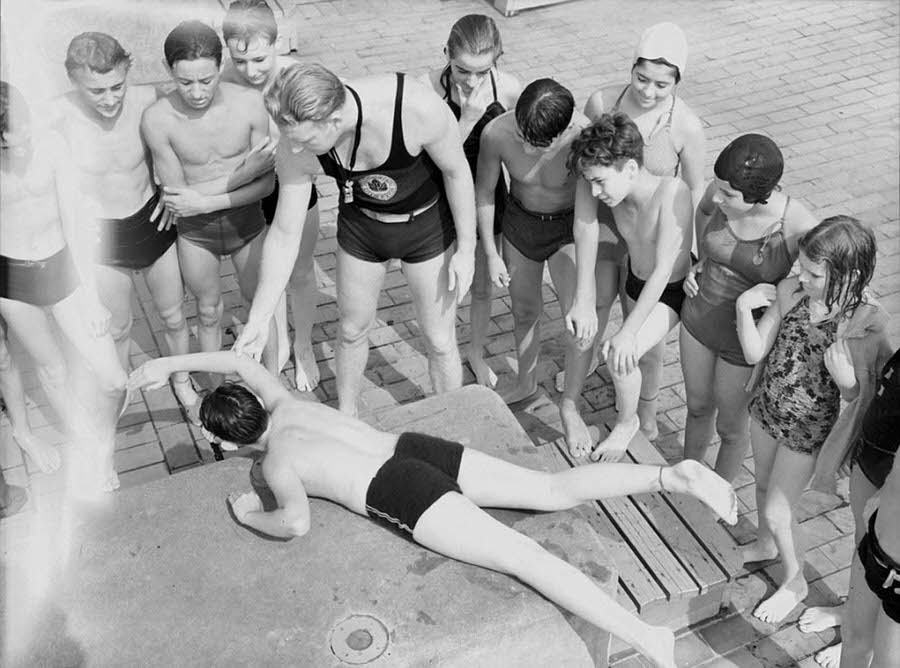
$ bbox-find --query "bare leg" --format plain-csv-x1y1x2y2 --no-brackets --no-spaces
742,418,780,563
93,264,136,372
547,244,593,459
636,341,664,441
592,300,678,463
555,258,619,393
870,605,900,668
498,238,545,404
144,244,197,417
752,445,816,624
51,287,128,492
680,325,718,465
412,493,676,668
467,237,498,389
0,325,60,473
404,246,462,395
335,249,387,416
287,203,321,391
457,447,738,524
178,239,224,356
233,232,280,376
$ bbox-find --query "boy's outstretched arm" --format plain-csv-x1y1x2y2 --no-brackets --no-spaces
128,351,292,410
229,457,311,538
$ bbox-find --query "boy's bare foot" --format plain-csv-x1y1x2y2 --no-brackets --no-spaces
13,430,61,474
499,380,540,406
799,604,843,633
591,414,639,463
742,540,779,565
662,460,739,524
467,347,498,389
637,396,659,441
753,570,808,624
560,400,591,458
293,341,320,392
102,470,121,493
638,625,676,668
814,642,841,668
0,484,28,518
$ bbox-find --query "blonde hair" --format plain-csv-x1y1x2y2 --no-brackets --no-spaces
265,63,344,124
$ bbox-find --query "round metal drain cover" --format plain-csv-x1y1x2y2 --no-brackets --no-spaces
330,615,389,664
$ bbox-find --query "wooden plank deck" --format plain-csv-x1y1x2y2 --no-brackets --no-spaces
538,422,742,635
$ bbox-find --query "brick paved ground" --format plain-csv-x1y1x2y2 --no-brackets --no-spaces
2,1,898,666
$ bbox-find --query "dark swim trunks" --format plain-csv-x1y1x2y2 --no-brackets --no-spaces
94,190,177,270
501,194,574,263
0,246,80,307
365,432,465,534
853,349,900,489
261,179,319,225
624,257,691,316
178,202,266,256
859,510,900,623
337,195,455,264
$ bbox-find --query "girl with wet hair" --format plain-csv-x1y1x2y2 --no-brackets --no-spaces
423,14,522,388
679,134,818,482
736,216,891,625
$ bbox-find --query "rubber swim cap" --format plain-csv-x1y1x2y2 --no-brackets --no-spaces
633,22,688,78
714,134,784,204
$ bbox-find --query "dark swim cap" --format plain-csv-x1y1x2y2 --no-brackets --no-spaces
713,134,783,204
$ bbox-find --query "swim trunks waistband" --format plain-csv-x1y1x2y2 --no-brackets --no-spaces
0,246,80,307
501,194,575,263
507,193,574,221
95,190,177,270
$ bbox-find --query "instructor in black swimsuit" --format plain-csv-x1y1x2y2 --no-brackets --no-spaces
236,63,477,416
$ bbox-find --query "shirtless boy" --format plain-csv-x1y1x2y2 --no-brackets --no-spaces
0,81,127,492
476,78,595,457
56,32,196,410
221,0,322,390
567,113,693,462
128,349,739,668
141,21,276,369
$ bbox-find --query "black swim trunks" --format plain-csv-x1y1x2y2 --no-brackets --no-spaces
94,190,177,270
624,257,693,316
853,349,900,489
365,432,465,534
337,194,455,264
859,510,900,623
178,202,266,256
0,246,80,307
501,194,574,263
261,179,319,225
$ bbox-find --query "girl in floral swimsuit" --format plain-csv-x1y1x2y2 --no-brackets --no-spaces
736,216,889,626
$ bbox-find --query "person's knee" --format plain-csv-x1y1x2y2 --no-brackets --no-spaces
339,313,375,347
157,302,188,335
422,322,458,358
108,311,134,345
686,392,715,420
98,366,128,396
197,298,224,328
761,497,793,534
715,412,750,446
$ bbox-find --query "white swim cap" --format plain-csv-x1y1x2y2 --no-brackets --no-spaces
633,22,688,78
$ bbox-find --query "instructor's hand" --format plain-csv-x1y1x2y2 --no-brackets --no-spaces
447,249,475,300
128,358,173,392
234,316,271,361
683,258,704,298
242,136,277,179
163,186,210,217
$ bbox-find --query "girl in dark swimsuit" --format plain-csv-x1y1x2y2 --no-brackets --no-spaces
426,15,521,388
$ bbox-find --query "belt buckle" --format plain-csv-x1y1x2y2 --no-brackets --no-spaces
882,567,899,592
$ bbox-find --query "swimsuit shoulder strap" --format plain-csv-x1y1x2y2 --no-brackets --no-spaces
776,195,791,224
490,70,499,102
439,65,452,100
611,85,629,112
386,72,414,163
665,92,676,128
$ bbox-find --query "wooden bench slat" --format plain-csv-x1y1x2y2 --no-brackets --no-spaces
623,432,743,577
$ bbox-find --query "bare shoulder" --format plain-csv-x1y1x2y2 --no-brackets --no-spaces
422,66,443,93
130,84,160,110
782,196,818,236
776,274,802,308
584,85,621,121
496,69,522,107
483,109,515,138
220,81,264,105
672,97,703,134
